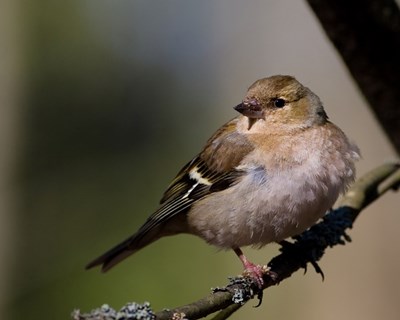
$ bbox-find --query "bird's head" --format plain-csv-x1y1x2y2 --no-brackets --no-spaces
235,75,328,130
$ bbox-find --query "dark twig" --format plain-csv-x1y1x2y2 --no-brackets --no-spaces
305,0,400,154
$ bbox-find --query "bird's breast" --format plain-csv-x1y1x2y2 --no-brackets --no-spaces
187,129,358,249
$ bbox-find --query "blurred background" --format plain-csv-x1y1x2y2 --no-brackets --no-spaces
1,1,399,319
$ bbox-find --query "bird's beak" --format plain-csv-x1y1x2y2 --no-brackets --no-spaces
234,100,264,119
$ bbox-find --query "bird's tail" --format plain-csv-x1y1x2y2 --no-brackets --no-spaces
86,229,160,272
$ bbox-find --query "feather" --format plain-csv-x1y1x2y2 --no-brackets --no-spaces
86,118,253,271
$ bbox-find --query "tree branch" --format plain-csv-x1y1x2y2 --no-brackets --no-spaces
73,163,400,320
305,0,400,154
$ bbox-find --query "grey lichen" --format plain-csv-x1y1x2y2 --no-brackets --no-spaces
213,276,256,305
229,277,255,305
72,302,155,320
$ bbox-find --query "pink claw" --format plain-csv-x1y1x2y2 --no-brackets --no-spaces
234,248,266,289
242,261,265,288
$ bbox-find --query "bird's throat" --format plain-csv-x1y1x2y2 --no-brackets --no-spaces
247,117,258,130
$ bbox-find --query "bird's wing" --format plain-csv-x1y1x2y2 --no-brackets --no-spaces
86,117,254,271
137,157,241,237
139,117,254,236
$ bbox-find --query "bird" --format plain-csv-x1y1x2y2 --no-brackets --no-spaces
86,75,360,286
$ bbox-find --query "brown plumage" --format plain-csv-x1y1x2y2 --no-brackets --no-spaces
86,75,360,285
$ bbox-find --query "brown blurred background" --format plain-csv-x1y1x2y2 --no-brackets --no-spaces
1,1,399,319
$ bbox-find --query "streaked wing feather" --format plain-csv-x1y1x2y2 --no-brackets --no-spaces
160,157,197,204
135,196,195,239
135,117,253,241
134,157,244,242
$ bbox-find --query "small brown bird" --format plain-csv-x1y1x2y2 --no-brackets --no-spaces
86,75,360,286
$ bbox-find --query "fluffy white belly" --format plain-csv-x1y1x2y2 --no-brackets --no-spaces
187,165,343,249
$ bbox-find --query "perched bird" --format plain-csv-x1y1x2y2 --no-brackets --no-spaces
86,75,360,286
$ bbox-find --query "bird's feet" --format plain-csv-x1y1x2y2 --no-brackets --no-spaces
242,261,268,289
234,247,270,289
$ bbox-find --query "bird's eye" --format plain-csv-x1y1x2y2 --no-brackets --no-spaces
274,98,286,108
